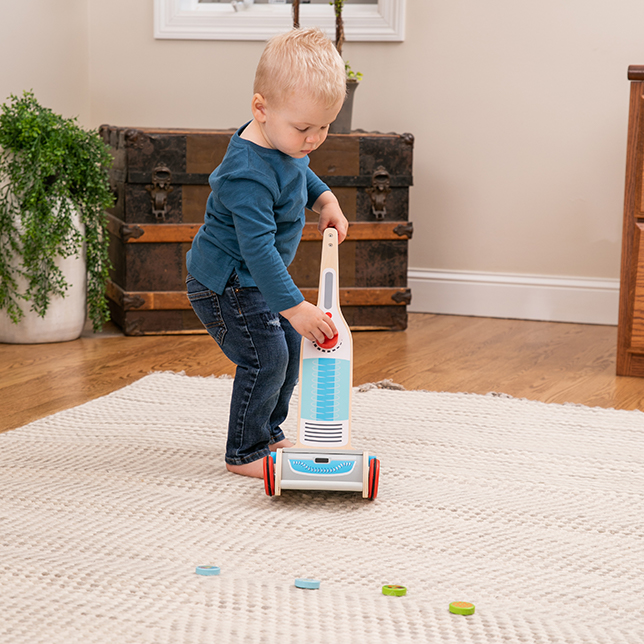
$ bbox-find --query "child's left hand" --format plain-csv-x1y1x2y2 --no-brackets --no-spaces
312,191,349,242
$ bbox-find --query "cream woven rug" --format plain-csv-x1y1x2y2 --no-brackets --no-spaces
2,371,644,643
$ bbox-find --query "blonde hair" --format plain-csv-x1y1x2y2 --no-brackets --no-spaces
254,28,346,109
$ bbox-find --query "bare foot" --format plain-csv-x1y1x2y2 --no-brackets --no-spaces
269,438,294,450
226,460,265,479
225,439,293,479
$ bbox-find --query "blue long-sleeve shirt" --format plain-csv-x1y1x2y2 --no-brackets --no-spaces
186,123,330,313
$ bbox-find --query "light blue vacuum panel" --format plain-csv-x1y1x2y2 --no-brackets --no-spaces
279,448,366,492
301,357,351,422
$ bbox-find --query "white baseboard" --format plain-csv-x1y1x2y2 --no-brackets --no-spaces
407,269,620,326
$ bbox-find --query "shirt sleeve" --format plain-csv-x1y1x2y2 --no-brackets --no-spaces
217,176,304,313
306,167,331,210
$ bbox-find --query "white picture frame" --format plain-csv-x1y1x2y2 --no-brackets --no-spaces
154,0,405,42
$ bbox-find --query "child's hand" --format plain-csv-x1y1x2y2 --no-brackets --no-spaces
281,301,337,344
312,191,349,242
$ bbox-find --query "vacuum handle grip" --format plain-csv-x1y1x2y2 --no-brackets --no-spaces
317,227,339,309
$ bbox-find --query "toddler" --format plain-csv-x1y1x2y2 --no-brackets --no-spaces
186,28,349,478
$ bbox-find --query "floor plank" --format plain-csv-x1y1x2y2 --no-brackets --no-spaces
2,313,644,433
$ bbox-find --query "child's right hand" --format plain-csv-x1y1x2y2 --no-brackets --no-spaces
281,300,337,344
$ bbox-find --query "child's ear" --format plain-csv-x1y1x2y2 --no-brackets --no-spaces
251,93,268,123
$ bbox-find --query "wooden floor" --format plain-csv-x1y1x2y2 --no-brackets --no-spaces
2,312,644,433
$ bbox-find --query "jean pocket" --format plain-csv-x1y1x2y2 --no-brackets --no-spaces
186,276,227,345
232,287,283,332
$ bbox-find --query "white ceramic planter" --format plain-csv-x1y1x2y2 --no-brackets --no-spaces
329,80,359,134
0,212,87,344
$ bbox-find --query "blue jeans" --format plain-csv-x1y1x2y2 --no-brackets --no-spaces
186,273,301,465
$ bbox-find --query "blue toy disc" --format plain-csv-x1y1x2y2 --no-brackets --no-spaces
196,565,220,576
295,578,320,589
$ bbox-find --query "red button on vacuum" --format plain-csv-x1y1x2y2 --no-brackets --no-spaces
319,333,339,349
318,311,338,348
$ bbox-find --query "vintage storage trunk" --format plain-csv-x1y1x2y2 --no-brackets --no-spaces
100,126,413,335
618,66,644,376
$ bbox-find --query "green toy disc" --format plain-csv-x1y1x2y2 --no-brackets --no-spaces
195,565,220,576
382,585,407,596
449,601,475,615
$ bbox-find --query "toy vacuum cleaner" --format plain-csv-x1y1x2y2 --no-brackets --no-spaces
263,227,380,500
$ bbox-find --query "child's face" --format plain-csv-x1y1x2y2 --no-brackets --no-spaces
253,92,343,159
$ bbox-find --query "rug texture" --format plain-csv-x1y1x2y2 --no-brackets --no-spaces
1,371,644,643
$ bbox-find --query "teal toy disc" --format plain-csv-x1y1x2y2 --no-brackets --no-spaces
196,565,220,576
295,578,320,589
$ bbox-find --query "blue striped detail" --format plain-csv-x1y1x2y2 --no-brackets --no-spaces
288,459,355,475
301,358,350,422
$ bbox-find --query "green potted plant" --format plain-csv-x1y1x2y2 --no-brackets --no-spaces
0,91,114,343
329,0,362,133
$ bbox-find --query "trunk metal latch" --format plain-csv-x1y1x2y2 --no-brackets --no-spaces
146,165,173,221
368,165,391,220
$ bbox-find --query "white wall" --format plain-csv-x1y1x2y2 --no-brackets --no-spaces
0,0,90,126
4,1,642,323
